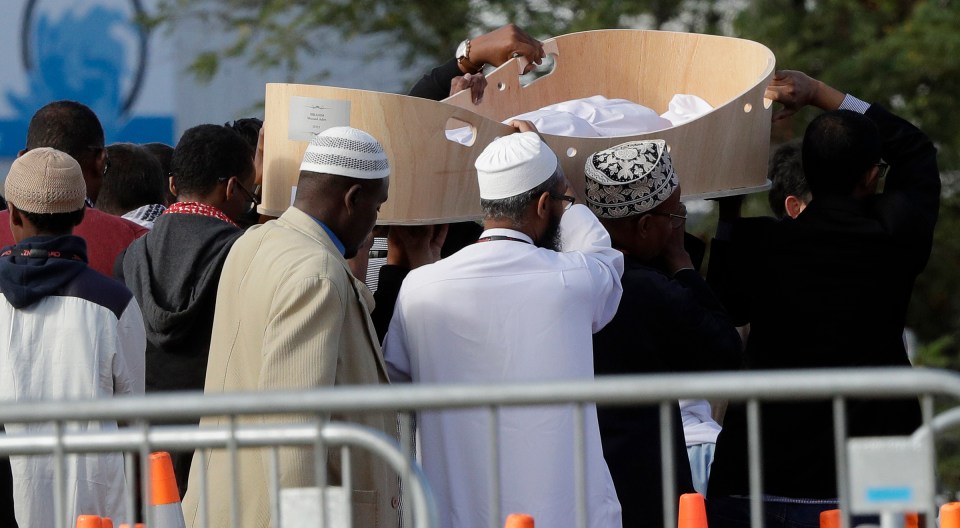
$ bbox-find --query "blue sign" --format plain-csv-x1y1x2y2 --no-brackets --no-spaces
0,0,174,156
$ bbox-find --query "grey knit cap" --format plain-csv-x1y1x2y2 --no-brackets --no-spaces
4,147,87,214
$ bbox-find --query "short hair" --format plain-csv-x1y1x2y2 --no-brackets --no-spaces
480,167,565,224
170,124,254,197
768,139,810,218
25,101,104,160
20,209,85,234
142,142,174,175
802,110,881,197
224,118,262,150
96,143,166,215
142,142,176,205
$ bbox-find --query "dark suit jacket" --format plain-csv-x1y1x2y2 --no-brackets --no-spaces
707,104,940,499
593,255,742,527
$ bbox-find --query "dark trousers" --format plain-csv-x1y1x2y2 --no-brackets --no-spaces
707,495,879,528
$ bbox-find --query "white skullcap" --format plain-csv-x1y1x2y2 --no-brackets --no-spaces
300,126,390,179
475,132,558,200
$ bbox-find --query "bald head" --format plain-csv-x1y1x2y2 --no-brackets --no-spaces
25,101,104,158
24,101,106,202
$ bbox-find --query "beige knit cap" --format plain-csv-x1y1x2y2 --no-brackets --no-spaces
4,147,86,214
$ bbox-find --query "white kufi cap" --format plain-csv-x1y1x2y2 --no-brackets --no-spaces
475,132,558,200
300,126,390,179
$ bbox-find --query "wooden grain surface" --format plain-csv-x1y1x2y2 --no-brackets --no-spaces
445,29,776,202
262,29,775,223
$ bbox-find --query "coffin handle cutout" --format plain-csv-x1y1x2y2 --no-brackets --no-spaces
444,117,476,147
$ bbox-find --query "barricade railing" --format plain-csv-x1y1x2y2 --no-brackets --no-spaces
2,367,960,528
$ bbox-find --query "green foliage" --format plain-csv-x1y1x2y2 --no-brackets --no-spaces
146,0,704,86
910,172,960,358
734,0,960,168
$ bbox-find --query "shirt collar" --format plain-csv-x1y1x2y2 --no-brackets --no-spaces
311,217,346,256
478,228,534,245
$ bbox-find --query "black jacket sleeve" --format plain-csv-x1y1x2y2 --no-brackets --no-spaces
867,104,941,271
371,264,411,344
406,58,462,101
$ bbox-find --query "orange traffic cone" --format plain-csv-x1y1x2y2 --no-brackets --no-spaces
905,512,919,528
943,503,960,528
118,524,145,528
100,518,113,528
678,493,708,528
822,509,917,528
820,509,840,528
149,451,186,528
505,513,534,527
77,516,102,528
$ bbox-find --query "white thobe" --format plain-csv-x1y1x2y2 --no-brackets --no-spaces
383,204,624,528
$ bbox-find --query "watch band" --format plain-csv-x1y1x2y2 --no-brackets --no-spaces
457,39,483,74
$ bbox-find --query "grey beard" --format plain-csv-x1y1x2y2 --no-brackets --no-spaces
536,213,563,252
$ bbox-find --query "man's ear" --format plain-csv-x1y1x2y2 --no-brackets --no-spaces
8,203,25,243
784,195,806,219
343,183,363,216
93,147,107,177
535,191,551,220
861,165,881,194
635,214,652,239
224,176,239,201
8,203,23,227
169,176,178,198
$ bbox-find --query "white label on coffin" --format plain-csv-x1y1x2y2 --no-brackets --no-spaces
289,97,352,141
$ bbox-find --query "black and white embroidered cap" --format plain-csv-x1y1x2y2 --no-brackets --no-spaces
584,139,678,219
300,126,390,179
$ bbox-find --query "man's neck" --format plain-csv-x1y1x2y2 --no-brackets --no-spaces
483,218,536,241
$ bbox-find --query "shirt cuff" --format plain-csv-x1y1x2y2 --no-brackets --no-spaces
839,94,871,114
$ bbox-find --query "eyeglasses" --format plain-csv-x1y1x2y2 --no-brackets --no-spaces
219,177,261,212
875,159,891,193
235,180,261,206
648,204,687,229
549,192,576,210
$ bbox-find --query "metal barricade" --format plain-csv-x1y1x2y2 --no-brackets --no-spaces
2,367,960,528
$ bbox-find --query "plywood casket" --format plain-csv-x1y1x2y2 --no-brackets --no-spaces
262,29,775,223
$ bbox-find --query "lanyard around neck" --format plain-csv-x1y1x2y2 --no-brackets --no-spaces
475,235,531,244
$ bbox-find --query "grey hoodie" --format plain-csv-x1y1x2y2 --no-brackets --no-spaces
115,212,242,393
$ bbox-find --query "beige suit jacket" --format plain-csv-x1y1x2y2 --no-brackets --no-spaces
182,207,399,528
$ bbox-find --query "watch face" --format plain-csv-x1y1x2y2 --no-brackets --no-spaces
456,40,468,59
